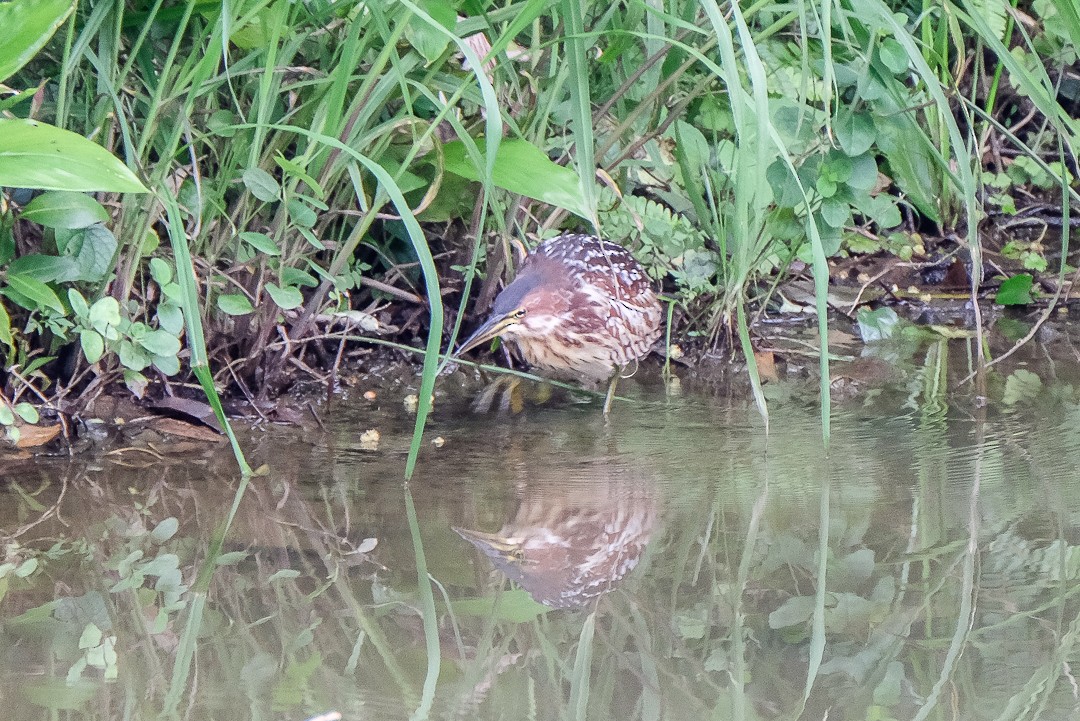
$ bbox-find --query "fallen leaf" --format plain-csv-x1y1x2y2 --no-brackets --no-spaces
754,351,778,382
15,423,61,448
148,417,226,443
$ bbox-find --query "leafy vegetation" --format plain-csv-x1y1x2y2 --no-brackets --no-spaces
0,0,1077,448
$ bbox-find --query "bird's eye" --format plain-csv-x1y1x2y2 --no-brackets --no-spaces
513,309,527,319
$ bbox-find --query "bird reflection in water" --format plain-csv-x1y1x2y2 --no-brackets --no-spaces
454,460,657,609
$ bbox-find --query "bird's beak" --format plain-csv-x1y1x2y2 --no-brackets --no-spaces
456,313,516,356
453,527,519,559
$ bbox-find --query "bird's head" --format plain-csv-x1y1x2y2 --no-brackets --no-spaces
457,268,564,355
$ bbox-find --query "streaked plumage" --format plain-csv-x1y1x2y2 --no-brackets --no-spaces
459,234,662,411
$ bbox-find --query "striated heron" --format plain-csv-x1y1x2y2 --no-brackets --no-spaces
458,234,663,414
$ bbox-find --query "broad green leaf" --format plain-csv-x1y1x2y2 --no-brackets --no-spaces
79,329,104,363
137,329,181,357
0,405,13,425
769,595,816,629
239,231,280,256
89,296,121,329
995,273,1034,305
155,302,184,335
856,307,901,342
265,283,303,310
20,191,108,229
0,119,147,193
282,267,318,288
7,254,78,283
149,257,172,285
67,288,89,317
0,0,74,82
13,402,38,423
55,225,118,282
819,198,850,228
443,139,589,219
118,339,150,371
152,353,180,376
403,0,457,63
150,517,179,543
4,273,64,313
875,105,940,223
1050,0,1080,52
1003,368,1042,405
217,294,254,316
242,167,280,202
286,198,317,228
834,109,876,157
878,39,909,74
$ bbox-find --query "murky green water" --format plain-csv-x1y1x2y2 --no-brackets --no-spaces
4,356,1080,720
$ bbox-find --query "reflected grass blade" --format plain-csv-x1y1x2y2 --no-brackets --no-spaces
567,611,596,721
404,486,440,721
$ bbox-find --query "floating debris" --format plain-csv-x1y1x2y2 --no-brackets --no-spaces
359,429,380,451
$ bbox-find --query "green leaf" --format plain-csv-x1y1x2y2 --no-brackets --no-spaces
20,191,108,229
878,39,909,74
88,296,121,330
0,405,13,425
79,329,104,363
282,267,318,288
995,273,1034,306
403,0,457,63
150,517,179,543
268,569,301,582
137,329,181,357
149,257,172,285
0,119,147,193
0,0,74,82
7,254,78,283
1003,368,1042,405
819,198,850,228
217,294,254,316
67,288,89,317
443,139,589,219
239,231,280,256
55,225,118,282
769,595,816,629
155,302,184,335
265,283,303,310
242,167,280,202
273,153,324,198
286,198,317,229
151,353,180,376
13,402,38,423
0,301,12,355
4,273,64,313
834,109,876,156
856,307,901,342
118,339,150,371
207,110,237,138
297,226,325,250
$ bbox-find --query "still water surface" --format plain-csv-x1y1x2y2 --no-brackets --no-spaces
2,367,1080,720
